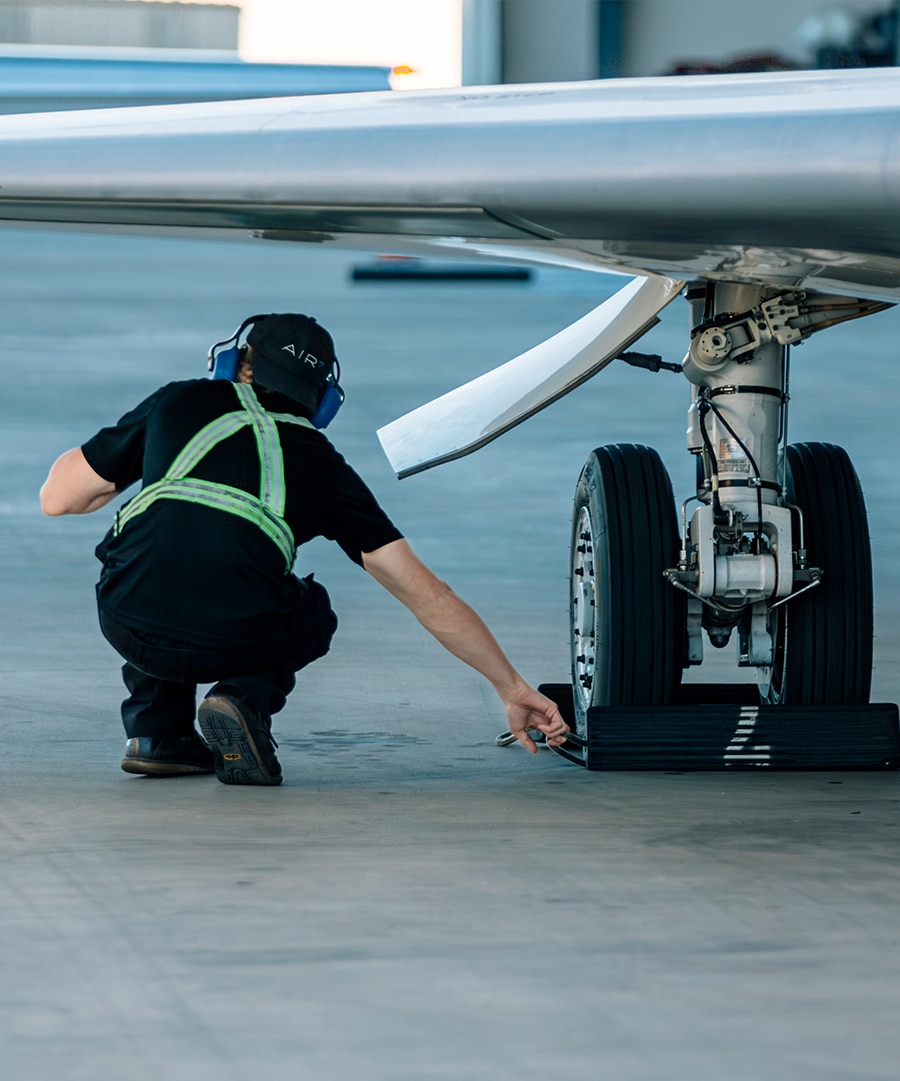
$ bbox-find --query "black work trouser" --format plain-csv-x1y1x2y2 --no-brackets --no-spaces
98,574,337,739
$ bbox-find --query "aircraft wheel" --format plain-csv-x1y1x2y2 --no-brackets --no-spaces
570,444,684,734
760,442,872,705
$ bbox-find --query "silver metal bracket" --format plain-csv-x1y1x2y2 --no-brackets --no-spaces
686,291,892,376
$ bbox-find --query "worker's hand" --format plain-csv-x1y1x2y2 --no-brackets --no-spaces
503,683,569,754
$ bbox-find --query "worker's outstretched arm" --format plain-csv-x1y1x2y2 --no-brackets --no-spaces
362,538,568,753
40,448,117,516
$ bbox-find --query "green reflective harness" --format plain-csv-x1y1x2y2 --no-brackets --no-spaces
114,382,313,573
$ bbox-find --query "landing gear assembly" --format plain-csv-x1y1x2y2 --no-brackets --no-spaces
556,281,899,770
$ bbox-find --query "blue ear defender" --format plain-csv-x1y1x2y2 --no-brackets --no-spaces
208,344,242,380
310,359,345,430
207,314,267,381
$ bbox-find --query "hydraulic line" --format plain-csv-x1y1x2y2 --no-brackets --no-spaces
697,397,724,519
701,393,765,546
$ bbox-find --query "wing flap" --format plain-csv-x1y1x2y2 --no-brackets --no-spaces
377,274,684,477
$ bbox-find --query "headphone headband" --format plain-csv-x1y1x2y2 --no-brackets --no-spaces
206,313,270,366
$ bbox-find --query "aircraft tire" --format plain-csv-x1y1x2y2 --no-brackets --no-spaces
761,442,873,705
569,444,684,734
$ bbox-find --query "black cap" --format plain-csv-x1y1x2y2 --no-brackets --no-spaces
246,313,337,411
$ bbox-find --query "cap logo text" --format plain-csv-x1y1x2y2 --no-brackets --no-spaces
282,343,319,367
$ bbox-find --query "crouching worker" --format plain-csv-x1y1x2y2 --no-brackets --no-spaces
40,313,568,785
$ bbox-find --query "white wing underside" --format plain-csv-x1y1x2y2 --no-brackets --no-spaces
376,274,684,476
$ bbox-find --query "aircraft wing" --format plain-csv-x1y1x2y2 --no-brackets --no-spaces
0,68,898,296
1,68,898,473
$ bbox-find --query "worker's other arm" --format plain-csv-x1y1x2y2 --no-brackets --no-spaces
362,538,568,753
40,448,117,516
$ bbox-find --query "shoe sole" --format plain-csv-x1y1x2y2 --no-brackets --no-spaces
121,758,215,777
198,695,283,786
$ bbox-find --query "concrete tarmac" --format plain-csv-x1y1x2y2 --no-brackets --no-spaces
2,229,900,1080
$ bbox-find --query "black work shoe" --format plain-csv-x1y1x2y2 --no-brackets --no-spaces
197,692,283,786
121,733,215,777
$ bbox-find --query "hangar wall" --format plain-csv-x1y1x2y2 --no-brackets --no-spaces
501,0,598,82
464,0,898,84
0,0,238,51
624,0,894,76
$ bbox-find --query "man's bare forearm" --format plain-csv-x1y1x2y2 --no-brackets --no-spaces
364,539,531,696
412,580,526,695
363,539,569,750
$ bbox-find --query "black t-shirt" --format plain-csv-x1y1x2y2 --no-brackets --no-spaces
83,379,403,648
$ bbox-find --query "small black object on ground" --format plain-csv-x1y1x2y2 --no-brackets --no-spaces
351,259,532,282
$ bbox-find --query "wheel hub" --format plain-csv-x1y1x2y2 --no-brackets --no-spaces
572,505,596,712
